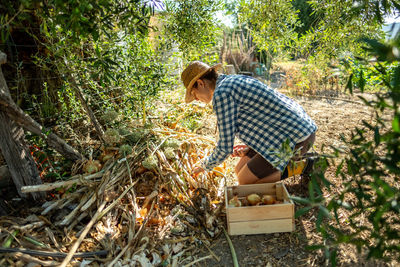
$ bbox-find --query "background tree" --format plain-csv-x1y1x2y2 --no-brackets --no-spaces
238,0,300,76
291,0,318,36
161,0,222,63
304,0,384,58
0,0,173,198
0,0,171,146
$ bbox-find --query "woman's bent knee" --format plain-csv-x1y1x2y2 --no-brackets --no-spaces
235,156,251,176
255,171,281,183
237,164,260,185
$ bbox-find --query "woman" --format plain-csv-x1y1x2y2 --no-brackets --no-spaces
181,61,317,184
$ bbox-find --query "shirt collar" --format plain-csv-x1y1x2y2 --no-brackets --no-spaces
212,74,227,106
216,74,227,88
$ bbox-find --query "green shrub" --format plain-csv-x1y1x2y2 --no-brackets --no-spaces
293,36,400,265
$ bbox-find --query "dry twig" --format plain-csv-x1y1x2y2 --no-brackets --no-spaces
21,171,103,193
59,200,107,267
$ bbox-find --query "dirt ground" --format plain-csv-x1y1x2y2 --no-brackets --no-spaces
192,92,398,267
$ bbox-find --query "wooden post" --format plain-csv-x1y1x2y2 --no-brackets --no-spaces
0,52,45,200
220,30,226,64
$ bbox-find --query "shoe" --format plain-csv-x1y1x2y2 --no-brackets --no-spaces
301,152,319,179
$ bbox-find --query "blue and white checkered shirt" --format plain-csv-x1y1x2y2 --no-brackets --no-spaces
202,74,317,172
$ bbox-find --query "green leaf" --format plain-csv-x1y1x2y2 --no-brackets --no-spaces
358,70,365,92
308,180,315,202
346,73,353,94
392,65,400,90
330,249,337,267
319,205,331,219
374,126,380,145
368,247,384,259
339,200,352,210
306,245,325,250
316,210,324,229
290,196,311,205
392,116,400,133
335,160,344,176
2,230,19,248
295,206,313,218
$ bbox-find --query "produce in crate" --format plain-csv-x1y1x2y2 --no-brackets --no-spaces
228,193,280,207
262,194,276,205
246,193,261,206
228,195,242,207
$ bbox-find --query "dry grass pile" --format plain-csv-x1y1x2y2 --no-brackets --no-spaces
0,124,228,266
274,61,343,97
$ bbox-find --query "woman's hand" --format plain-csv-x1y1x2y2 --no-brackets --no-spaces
192,166,205,176
232,145,249,157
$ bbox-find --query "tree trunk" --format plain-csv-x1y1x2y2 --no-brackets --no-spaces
0,165,12,188
0,52,83,162
0,199,8,216
0,113,46,200
0,52,45,200
0,165,12,214
0,98,83,161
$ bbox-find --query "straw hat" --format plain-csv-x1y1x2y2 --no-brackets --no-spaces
181,61,222,103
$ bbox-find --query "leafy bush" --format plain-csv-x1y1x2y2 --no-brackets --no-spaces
0,0,160,43
1,0,171,132
342,55,400,92
293,36,400,265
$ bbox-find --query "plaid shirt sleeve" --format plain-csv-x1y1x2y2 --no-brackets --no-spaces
201,90,237,171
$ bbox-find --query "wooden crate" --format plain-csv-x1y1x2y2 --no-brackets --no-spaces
225,182,295,235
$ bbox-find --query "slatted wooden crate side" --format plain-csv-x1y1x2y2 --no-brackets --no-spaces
282,183,294,203
225,185,230,228
281,182,296,231
276,182,283,200
227,204,293,222
225,182,295,235
228,218,294,235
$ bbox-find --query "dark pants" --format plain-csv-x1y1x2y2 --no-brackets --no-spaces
246,132,316,179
